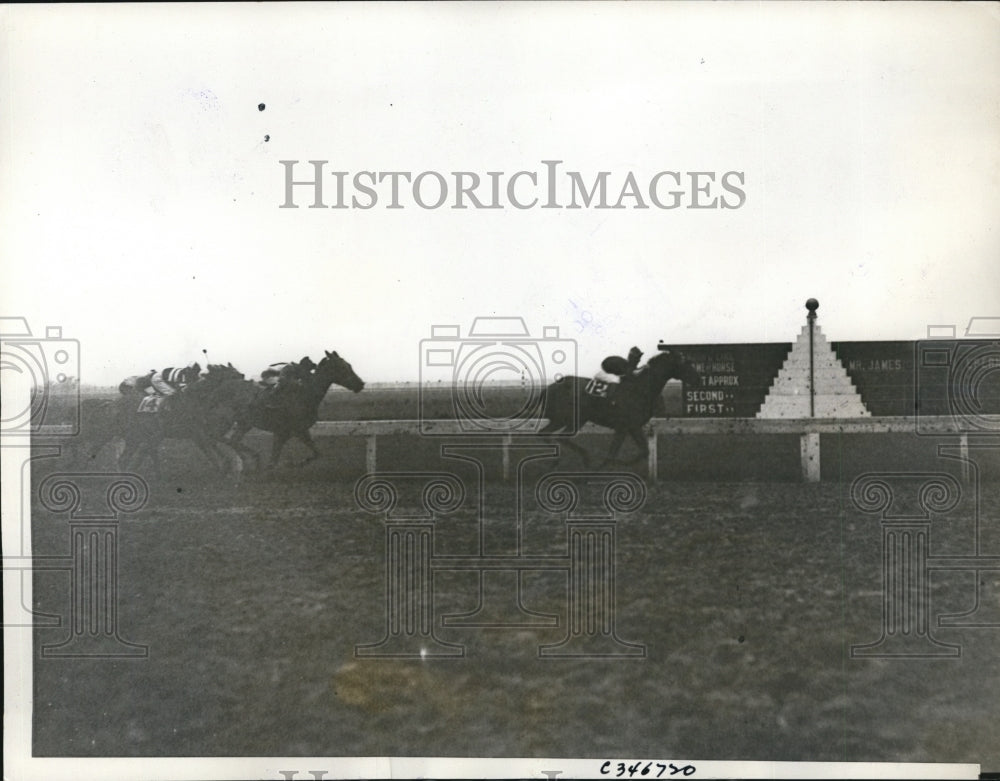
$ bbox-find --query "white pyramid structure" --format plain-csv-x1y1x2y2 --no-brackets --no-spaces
757,324,870,418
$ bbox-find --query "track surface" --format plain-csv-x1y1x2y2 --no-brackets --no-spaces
30,433,1000,765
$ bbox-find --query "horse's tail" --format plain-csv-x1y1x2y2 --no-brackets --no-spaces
540,375,579,431
539,381,551,420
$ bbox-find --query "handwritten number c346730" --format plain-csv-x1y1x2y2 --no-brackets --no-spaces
599,760,696,778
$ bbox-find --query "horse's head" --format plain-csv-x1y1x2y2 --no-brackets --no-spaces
647,348,700,388
315,349,365,393
205,362,245,382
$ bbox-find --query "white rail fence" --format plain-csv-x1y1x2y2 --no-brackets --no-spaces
311,416,994,482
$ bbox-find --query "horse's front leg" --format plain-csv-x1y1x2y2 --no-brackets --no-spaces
209,440,246,485
229,439,261,472
599,430,628,469
195,437,229,473
625,427,649,466
109,437,127,471
269,431,290,468
128,440,160,479
297,430,321,466
122,437,147,473
226,423,261,471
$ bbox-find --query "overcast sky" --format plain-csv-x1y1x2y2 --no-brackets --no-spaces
2,2,998,386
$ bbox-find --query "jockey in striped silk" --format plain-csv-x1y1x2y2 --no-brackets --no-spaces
149,363,201,396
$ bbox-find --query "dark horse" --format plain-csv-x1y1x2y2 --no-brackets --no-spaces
538,347,699,468
116,364,261,478
228,350,365,467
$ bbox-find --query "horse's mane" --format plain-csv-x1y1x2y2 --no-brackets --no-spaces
204,363,245,379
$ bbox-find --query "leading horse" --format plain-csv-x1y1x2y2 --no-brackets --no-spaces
228,350,365,467
538,347,699,468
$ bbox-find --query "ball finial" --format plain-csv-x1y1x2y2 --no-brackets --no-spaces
805,298,819,313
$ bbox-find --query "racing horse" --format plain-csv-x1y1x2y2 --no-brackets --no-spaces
66,371,202,468
538,346,699,469
65,369,167,465
227,350,365,467
117,364,261,479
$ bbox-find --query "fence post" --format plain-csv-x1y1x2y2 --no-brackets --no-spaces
800,432,820,482
959,433,970,483
806,298,818,418
647,427,658,482
502,434,512,482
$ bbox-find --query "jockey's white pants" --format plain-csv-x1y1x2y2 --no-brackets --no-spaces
150,373,177,396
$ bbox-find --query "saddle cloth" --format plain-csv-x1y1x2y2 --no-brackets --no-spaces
137,395,168,413
585,379,612,398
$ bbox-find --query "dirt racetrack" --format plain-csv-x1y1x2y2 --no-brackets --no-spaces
29,427,1000,767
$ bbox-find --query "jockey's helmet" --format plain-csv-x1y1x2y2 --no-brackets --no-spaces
601,355,629,375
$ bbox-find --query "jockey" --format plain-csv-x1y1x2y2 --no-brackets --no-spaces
149,363,201,396
119,371,155,395
261,357,316,407
261,357,313,387
277,356,316,389
594,346,644,385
